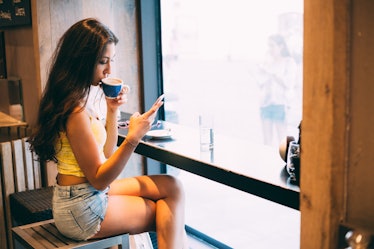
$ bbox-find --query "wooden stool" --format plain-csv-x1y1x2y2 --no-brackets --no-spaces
12,219,129,249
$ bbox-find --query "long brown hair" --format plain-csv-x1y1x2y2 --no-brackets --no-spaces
29,18,118,162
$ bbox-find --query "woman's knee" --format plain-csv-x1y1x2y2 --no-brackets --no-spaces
163,175,185,200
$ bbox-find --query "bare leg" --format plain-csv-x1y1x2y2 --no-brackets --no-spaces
261,118,273,146
92,175,186,249
275,121,287,145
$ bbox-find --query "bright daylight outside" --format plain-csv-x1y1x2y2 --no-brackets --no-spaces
160,0,303,248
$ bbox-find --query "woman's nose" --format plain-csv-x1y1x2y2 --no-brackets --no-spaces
104,62,112,76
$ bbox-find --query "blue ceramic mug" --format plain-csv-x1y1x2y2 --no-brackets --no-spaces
101,77,128,98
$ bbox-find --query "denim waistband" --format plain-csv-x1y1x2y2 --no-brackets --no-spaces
54,182,108,198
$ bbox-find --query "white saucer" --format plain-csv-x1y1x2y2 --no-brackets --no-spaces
146,129,172,139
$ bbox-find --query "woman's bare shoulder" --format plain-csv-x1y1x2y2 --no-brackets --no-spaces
67,107,90,129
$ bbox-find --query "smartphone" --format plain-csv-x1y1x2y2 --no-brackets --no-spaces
149,94,165,123
154,94,165,106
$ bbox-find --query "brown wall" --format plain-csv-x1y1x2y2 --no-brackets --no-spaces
3,0,141,128
346,0,374,229
301,0,374,248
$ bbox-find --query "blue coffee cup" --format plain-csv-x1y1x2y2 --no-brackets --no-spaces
101,77,127,98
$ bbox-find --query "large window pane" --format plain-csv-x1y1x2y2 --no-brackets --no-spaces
160,0,303,247
161,0,303,145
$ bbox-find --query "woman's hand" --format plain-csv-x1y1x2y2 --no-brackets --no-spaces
105,86,129,112
126,97,164,143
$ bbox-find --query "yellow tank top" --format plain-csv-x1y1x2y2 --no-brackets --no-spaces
55,115,107,177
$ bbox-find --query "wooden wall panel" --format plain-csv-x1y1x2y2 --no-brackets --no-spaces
346,0,374,229
301,0,349,248
34,0,140,114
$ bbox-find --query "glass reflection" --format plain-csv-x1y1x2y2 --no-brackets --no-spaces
161,0,303,148
161,1,303,247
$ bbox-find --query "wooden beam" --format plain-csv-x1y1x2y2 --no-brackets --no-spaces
301,0,350,248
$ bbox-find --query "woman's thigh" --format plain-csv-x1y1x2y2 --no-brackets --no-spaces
93,175,183,238
93,194,156,238
108,174,182,201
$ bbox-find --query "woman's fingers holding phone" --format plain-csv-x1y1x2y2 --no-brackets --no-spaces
144,94,164,121
153,94,165,106
127,95,164,141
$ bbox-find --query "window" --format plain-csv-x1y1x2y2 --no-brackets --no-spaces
161,0,303,146
141,0,303,247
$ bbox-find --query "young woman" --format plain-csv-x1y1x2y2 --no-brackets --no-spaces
29,18,187,249
257,34,297,146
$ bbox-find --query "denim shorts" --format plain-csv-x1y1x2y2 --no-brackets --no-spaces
261,104,286,122
52,183,109,241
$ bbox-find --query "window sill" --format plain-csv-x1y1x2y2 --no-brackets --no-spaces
118,118,299,210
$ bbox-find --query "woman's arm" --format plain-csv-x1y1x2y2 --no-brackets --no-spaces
67,101,163,190
103,88,127,158
103,106,119,158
